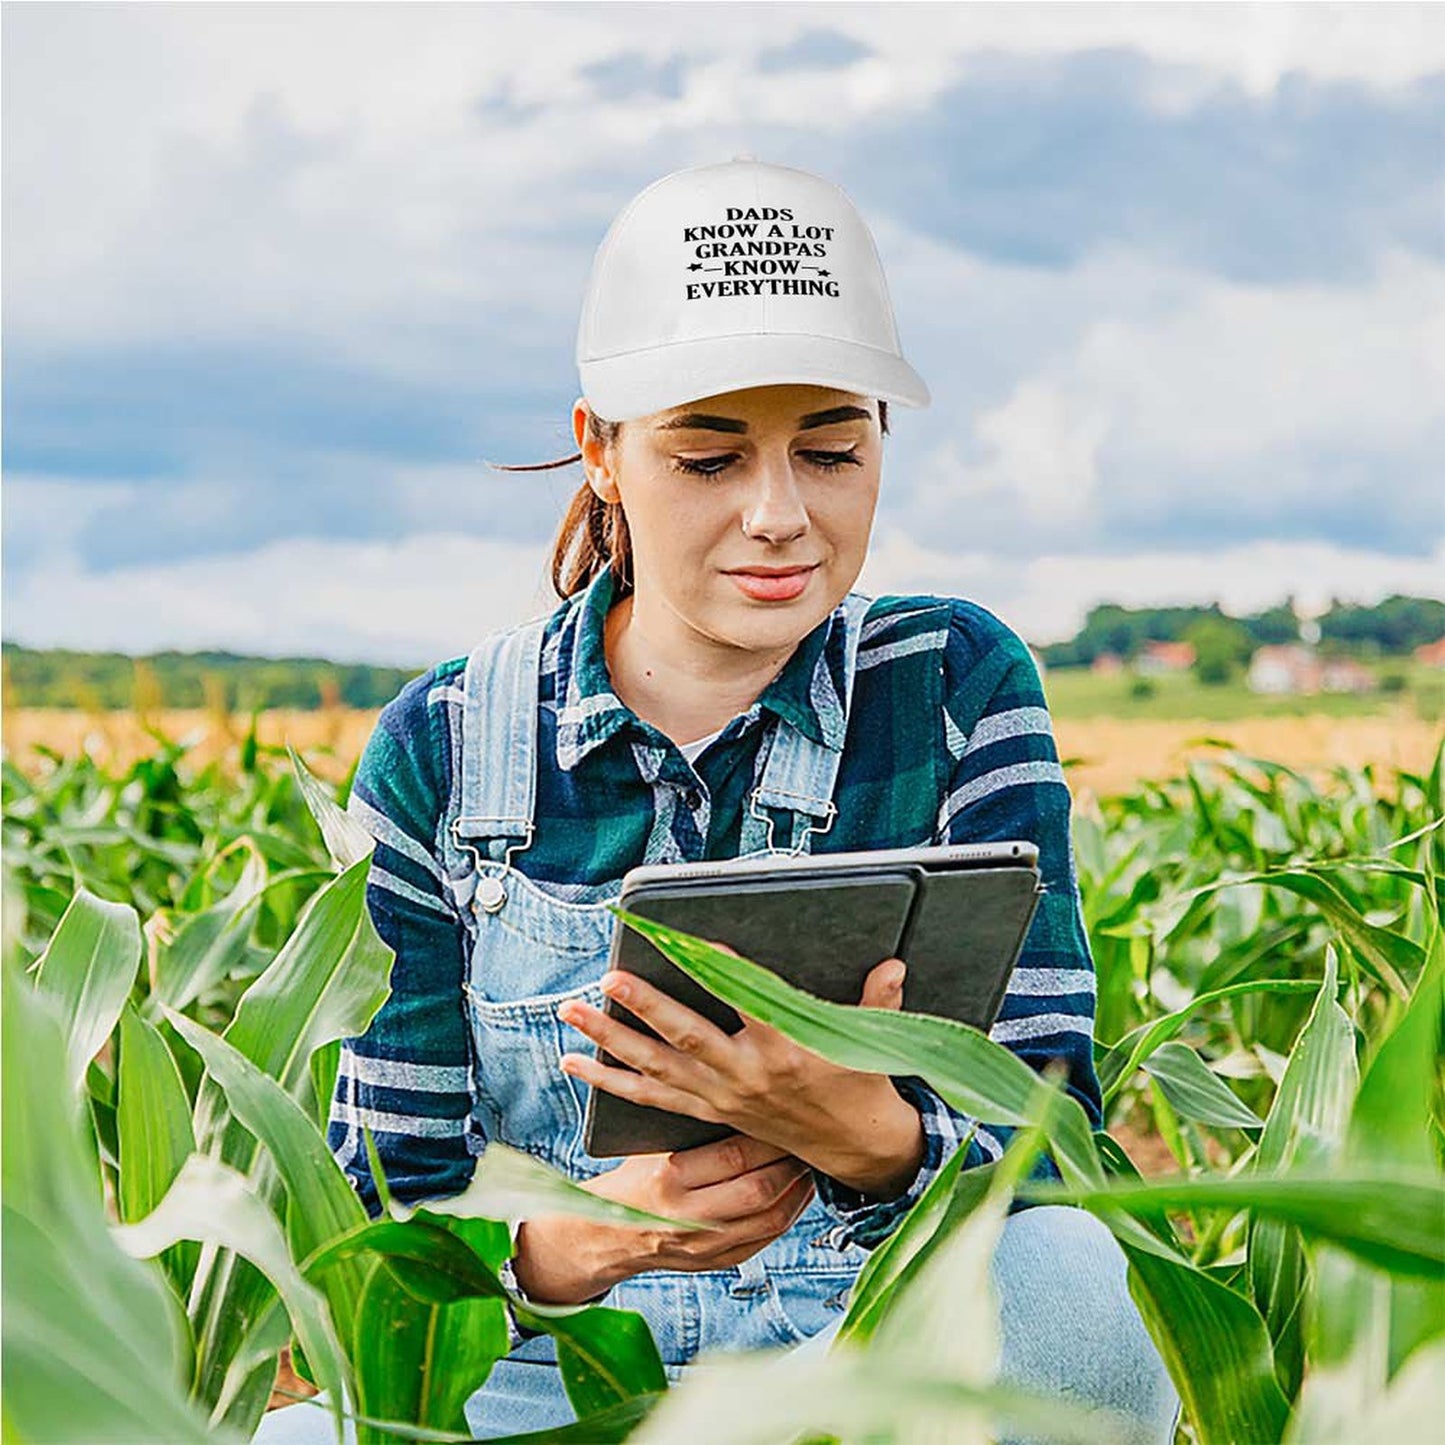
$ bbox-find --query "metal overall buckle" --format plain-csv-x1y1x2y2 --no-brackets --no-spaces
450,818,535,913
747,787,837,856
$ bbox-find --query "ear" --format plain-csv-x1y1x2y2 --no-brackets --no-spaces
573,397,622,505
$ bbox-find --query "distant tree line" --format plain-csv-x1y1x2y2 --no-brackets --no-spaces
1316,596,1445,654
1038,595,1445,669
4,593,1442,709
1,645,422,711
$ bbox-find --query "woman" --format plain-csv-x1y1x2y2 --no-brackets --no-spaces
260,158,1177,1443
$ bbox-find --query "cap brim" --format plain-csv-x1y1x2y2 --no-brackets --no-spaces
578,332,930,422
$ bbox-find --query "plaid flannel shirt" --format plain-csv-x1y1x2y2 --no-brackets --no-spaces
329,565,1102,1340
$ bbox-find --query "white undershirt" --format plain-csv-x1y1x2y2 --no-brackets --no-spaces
677,724,726,763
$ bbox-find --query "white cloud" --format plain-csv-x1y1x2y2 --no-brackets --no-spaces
6,3,1442,354
7,523,1439,665
5,5,1440,660
897,247,1444,553
857,526,1445,645
3,476,141,564
1068,249,1445,462
951,381,1109,525
3,534,559,667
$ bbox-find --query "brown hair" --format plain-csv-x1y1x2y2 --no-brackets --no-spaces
487,400,890,601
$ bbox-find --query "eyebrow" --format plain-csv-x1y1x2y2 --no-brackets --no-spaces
655,405,873,435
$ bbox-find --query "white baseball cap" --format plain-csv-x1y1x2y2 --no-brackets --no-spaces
576,156,930,422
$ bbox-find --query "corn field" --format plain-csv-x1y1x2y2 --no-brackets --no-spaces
2,724,1442,1444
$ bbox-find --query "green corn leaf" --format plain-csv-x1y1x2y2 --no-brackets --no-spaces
213,1294,296,1425
165,1008,372,1356
183,853,392,1422
112,1152,351,1443
150,839,268,1013
30,885,142,1092
350,1256,510,1445
1249,946,1358,1398
1,969,223,1445
1141,1041,1265,1130
328,1210,666,1442
3,858,30,973
208,853,393,1122
834,1126,978,1347
869,1090,1058,1400
305,1217,504,1304
311,1036,342,1133
116,1003,199,1300
393,1137,711,1235
625,1345,1126,1445
1150,869,1421,998
606,907,1205,1273
608,907,1105,1190
1256,871,1422,997
1349,931,1444,1176
289,743,376,870
1307,926,1445,1401
1194,919,1313,997
547,1306,669,1425
444,1203,669,1425
1124,1236,1291,1445
1023,1173,1443,1279
1098,978,1320,1104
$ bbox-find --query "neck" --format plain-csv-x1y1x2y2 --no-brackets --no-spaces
603,589,796,743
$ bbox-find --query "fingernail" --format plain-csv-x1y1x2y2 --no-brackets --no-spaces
888,962,907,989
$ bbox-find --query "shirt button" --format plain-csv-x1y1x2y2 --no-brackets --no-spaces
683,788,702,810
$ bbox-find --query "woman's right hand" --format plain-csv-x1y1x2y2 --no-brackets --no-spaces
510,1133,816,1306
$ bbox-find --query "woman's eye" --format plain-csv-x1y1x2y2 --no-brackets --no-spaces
672,454,737,476
670,448,862,478
803,449,862,471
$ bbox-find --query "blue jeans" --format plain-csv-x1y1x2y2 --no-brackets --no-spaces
254,1205,1180,1444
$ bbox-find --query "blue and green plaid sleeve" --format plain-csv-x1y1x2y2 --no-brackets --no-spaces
326,667,480,1218
810,602,1102,1248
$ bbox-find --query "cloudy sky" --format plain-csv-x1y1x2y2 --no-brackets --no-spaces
4,3,1442,665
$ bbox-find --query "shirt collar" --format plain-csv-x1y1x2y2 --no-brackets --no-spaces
553,565,851,772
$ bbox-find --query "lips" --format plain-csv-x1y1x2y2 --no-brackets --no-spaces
726,565,817,601
725,564,819,577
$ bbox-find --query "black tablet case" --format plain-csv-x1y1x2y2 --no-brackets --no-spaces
580,862,1044,1157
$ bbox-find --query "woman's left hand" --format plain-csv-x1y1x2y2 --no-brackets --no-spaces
557,951,916,1182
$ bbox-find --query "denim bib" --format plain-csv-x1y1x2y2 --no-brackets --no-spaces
445,593,876,1364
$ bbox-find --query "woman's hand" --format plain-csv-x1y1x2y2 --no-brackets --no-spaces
557,953,924,1195
510,1133,817,1304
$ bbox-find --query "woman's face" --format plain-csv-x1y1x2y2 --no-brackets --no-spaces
573,383,883,657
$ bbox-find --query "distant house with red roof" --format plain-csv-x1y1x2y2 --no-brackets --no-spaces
1135,640,1196,676
1249,645,1321,694
1092,651,1125,676
1414,637,1445,668
1319,657,1375,693
1248,645,1375,695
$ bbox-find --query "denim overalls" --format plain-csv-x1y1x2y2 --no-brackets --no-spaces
445,593,877,1375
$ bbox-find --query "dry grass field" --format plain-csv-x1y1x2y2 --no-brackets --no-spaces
1055,710,1440,801
4,705,1440,804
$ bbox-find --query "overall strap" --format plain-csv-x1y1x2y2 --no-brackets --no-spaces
741,591,875,856
453,615,548,867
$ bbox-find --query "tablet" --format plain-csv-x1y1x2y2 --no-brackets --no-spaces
579,840,1044,1157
